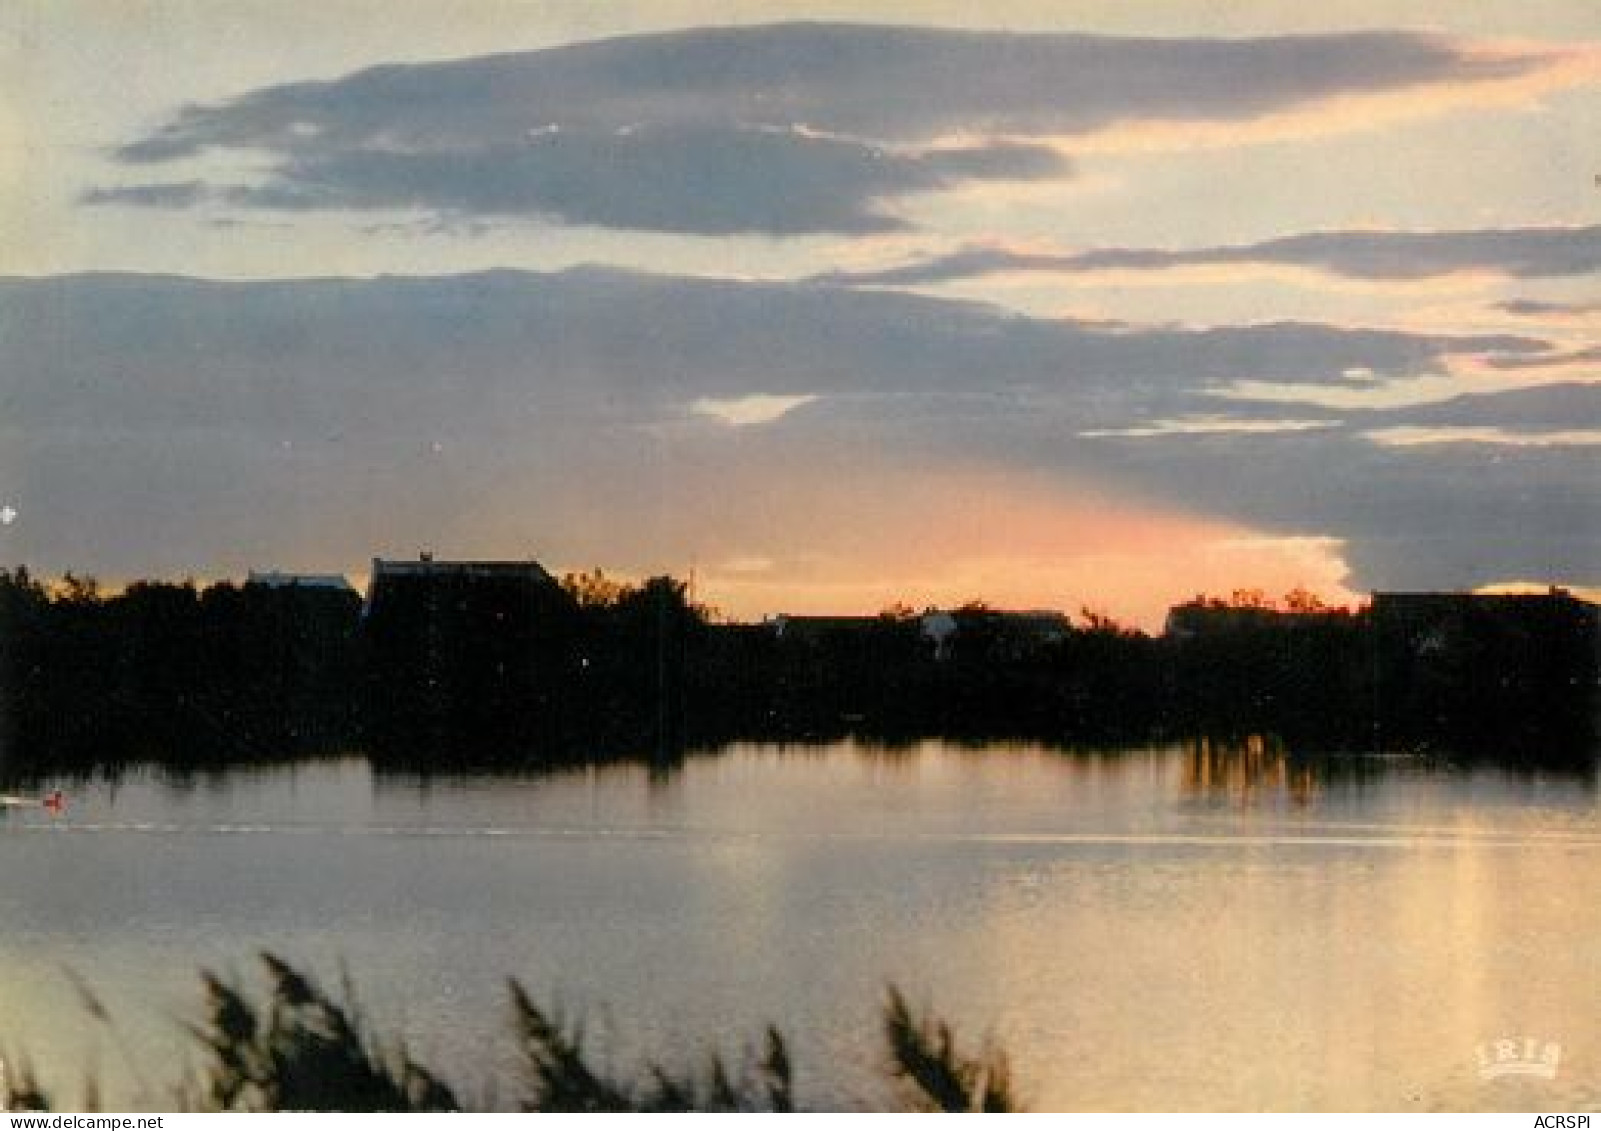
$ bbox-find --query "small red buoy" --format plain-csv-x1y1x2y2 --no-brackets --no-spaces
42,790,64,814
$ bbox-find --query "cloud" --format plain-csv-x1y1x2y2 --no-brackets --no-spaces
104,130,1065,236
1383,383,1601,429
1481,344,1601,370
1079,418,1339,439
1363,425,1601,447
1495,298,1601,317
693,393,818,426
1206,344,1599,426
821,225,1601,286
0,269,1590,603
79,181,210,208
89,22,1565,235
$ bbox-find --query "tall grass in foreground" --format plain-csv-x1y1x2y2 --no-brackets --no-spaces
4,955,1020,1112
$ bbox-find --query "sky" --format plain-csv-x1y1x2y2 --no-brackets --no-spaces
1,2,1597,627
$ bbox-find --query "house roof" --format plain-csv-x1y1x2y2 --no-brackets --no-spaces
247,570,355,592
370,557,555,583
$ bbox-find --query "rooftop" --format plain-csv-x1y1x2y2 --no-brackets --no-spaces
247,570,355,592
370,556,555,583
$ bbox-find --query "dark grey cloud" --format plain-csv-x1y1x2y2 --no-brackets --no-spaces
1495,298,1601,317
3,269,1589,594
1372,382,1601,429
89,22,1546,235
820,225,1601,286
99,131,1064,236
231,132,1063,235
1482,345,1601,370
0,268,1538,435
79,180,210,208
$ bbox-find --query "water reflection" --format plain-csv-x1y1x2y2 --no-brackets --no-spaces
8,727,1593,806
1181,735,1318,807
3,741,1596,1111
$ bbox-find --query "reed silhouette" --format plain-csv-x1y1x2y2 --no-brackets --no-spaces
3,955,1020,1113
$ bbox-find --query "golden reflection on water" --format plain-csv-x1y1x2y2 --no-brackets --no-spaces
0,744,1595,1112
1181,734,1318,807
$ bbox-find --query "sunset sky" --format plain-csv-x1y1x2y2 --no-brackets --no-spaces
1,2,1597,627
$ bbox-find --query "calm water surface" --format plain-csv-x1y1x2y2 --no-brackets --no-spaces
1,740,1597,1110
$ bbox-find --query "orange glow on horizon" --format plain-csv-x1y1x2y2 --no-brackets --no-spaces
669,465,1363,630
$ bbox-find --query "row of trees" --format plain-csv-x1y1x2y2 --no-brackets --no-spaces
0,569,362,770
1,567,1594,777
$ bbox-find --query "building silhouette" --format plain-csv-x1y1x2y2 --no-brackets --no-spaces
361,556,582,751
1371,589,1599,753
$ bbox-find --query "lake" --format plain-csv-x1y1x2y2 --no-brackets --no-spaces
1,739,1596,1111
